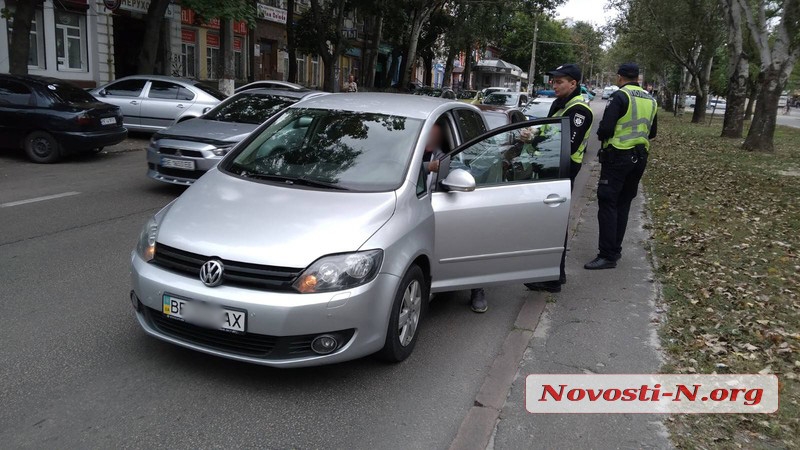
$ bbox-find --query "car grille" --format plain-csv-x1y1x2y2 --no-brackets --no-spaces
152,243,304,291
143,307,355,359
154,165,206,180
159,147,204,158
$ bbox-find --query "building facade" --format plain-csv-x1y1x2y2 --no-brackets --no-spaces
1,0,115,87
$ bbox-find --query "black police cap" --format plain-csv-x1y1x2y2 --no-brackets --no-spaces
546,64,582,83
618,63,640,79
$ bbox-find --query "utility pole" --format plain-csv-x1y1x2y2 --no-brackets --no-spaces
527,17,539,94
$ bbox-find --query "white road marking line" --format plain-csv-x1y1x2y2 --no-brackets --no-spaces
0,191,81,208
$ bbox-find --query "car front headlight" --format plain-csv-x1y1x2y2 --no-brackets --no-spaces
293,250,383,294
211,144,235,156
136,216,159,262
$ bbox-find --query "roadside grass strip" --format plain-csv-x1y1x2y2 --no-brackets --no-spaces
644,114,800,448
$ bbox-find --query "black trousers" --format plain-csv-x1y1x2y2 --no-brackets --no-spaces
555,160,583,283
596,149,648,260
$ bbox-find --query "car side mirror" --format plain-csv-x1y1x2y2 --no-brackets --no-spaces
202,106,212,114
98,89,107,97
441,169,476,192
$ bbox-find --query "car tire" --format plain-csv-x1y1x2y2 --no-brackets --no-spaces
24,131,61,163
378,264,428,363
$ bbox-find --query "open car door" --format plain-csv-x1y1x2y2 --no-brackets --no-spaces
430,117,572,293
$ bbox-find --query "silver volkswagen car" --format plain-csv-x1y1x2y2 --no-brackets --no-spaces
90,75,226,132
147,89,326,185
130,93,572,368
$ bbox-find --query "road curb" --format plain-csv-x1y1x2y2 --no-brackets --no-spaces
449,296,544,450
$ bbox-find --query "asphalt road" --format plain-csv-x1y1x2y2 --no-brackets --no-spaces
0,139,536,449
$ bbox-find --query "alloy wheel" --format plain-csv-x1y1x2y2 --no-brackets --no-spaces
397,279,421,347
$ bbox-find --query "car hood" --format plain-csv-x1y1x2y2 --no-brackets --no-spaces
159,118,259,143
156,170,397,269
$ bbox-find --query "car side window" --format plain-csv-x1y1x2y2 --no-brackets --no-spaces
148,81,183,100
105,79,147,97
177,87,195,101
0,80,33,106
454,109,487,143
450,121,564,187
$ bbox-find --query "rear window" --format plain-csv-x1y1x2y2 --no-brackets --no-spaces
204,93,297,124
483,112,508,130
48,82,97,104
193,83,227,101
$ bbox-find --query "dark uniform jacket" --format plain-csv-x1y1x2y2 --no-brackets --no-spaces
596,82,658,149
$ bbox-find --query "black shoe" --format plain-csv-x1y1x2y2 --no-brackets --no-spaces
584,257,617,270
524,281,562,293
470,289,488,313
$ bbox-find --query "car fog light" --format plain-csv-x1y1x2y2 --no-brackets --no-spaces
311,334,338,355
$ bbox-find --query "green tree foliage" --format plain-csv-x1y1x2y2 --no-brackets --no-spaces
500,16,576,84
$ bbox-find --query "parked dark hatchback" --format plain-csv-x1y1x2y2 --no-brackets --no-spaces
0,74,127,163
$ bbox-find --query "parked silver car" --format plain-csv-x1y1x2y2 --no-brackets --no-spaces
130,93,572,368
147,89,326,185
234,80,306,93
90,75,226,132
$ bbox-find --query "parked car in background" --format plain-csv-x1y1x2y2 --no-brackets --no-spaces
521,97,556,120
235,80,307,93
457,90,478,100
412,87,457,100
536,88,557,97
482,92,529,108
481,87,512,97
581,85,594,102
90,75,226,132
475,105,528,129
707,98,727,112
0,74,127,163
601,86,618,99
130,93,573,367
147,89,326,185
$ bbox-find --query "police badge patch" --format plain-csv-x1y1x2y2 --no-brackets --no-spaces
574,113,586,127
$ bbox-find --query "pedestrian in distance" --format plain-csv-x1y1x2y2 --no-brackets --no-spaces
346,74,358,92
585,63,658,270
525,63,594,293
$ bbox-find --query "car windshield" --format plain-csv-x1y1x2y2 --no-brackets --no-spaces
413,88,442,97
193,82,228,101
522,101,552,118
204,93,297,124
48,82,97,104
223,108,423,192
483,93,517,107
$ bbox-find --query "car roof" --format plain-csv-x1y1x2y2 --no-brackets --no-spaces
475,104,515,113
111,74,197,84
288,93,454,120
234,88,323,99
0,73,78,87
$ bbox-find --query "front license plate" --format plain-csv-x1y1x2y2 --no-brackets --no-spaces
162,294,246,333
160,157,195,170
100,117,117,126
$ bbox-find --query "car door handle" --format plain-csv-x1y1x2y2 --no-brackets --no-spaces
130,101,139,105
176,104,185,109
543,195,568,205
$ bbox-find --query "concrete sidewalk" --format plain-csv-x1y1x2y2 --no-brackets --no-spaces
489,162,672,449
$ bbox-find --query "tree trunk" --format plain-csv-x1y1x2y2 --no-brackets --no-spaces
137,0,171,75
383,49,399,88
743,67,783,151
443,45,457,88
8,0,37,74
690,54,714,123
401,16,425,89
720,0,748,138
366,15,383,88
217,19,236,96
744,83,757,120
423,55,433,87
322,54,336,92
287,0,297,83
463,44,473,90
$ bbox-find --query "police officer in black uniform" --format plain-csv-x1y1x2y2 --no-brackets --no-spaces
585,63,658,270
525,63,593,293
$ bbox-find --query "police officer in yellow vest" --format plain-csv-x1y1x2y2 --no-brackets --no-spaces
585,63,658,270
526,63,593,293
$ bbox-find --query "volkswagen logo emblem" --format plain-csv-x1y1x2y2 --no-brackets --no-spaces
199,260,224,287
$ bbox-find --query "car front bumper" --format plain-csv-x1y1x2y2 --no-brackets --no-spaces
130,252,399,368
146,143,224,185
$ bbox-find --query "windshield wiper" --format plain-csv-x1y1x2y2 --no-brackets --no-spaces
234,171,348,191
